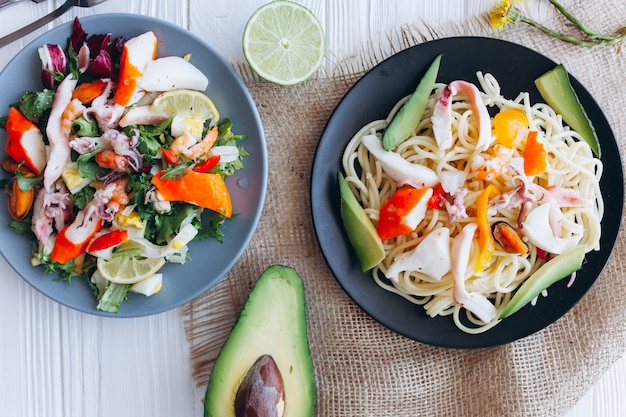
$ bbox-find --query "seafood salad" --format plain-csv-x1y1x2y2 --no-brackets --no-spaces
0,18,247,313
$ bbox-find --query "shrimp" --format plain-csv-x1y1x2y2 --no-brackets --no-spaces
187,125,218,160
168,134,198,159
432,80,492,152
60,98,87,137
107,177,130,214
95,149,128,173
166,126,219,161
471,144,512,181
44,75,78,191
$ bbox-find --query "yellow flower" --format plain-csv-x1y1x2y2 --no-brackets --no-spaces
488,0,626,48
489,0,521,31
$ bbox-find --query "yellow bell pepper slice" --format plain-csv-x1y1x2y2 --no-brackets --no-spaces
475,184,498,272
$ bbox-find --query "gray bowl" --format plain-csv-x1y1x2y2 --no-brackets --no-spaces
0,13,267,317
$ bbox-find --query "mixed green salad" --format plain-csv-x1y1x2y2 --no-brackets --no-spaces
0,18,247,313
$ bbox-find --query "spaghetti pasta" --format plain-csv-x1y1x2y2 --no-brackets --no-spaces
341,72,603,333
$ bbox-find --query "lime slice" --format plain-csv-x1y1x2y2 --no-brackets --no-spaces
150,89,220,123
97,256,166,284
242,0,326,85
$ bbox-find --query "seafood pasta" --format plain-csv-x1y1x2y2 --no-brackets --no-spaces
341,72,603,334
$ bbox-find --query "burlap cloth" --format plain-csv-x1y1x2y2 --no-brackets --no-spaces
182,1,626,416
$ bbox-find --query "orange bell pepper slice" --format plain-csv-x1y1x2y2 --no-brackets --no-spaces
72,79,108,104
523,130,547,176
151,169,232,217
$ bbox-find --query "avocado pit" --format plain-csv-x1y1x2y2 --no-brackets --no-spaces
235,354,285,417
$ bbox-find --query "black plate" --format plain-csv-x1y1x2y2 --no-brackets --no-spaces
310,37,623,348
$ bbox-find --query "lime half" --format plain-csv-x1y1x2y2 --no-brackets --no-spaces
243,0,326,85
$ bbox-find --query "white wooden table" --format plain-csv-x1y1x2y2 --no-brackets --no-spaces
0,1,623,416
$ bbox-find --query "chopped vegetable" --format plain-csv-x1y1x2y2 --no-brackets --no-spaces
87,229,129,252
18,90,55,123
499,245,586,319
475,184,498,272
523,130,547,176
72,79,108,104
85,33,117,78
193,155,221,173
427,183,446,209
338,172,385,272
535,64,600,157
38,44,67,89
96,281,130,313
151,169,233,217
382,54,442,151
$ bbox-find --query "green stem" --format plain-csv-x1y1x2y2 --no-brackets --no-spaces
547,0,615,41
518,14,626,47
517,15,599,46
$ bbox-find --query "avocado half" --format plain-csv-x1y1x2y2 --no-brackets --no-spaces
204,264,316,417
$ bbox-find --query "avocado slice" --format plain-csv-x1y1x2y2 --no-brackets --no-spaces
204,265,316,417
534,64,601,157
338,172,385,271
498,245,586,319
382,54,442,151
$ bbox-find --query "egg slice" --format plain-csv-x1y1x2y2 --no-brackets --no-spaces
61,162,91,194
130,273,163,296
170,115,204,138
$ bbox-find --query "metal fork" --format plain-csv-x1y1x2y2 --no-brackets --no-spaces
0,0,108,48
0,0,46,9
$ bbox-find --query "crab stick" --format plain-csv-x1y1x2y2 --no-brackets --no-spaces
377,186,433,241
114,31,158,107
4,107,47,175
